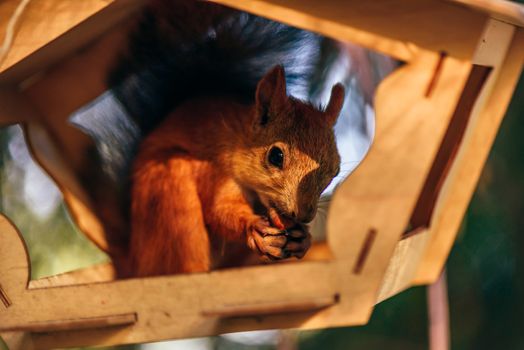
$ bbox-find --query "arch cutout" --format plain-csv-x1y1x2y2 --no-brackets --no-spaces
1,2,401,279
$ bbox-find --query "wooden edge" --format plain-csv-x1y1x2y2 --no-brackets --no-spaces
209,0,491,61
402,227,429,240
0,214,31,290
447,0,524,27
26,241,329,290
208,0,415,61
0,313,137,333
28,263,115,289
0,217,351,347
0,0,114,74
25,241,329,290
376,231,431,303
202,295,337,318
22,119,109,252
0,0,145,85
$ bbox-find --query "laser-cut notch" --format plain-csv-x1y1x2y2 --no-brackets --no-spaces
0,284,12,308
425,51,448,97
201,295,338,318
0,313,137,333
353,229,377,274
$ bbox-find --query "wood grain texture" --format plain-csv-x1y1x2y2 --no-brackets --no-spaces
201,296,337,318
414,23,524,284
0,0,113,74
2,313,137,333
0,0,522,348
0,0,144,85
447,0,524,27
209,0,488,61
328,50,471,309
378,19,516,300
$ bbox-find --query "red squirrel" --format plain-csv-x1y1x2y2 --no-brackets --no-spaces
74,0,349,277
128,66,344,276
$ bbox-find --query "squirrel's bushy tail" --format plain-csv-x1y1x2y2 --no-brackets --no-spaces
108,0,322,134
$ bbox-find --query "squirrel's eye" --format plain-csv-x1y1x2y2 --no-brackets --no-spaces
268,146,284,169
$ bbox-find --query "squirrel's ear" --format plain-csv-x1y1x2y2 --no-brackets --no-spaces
324,83,345,126
255,65,287,124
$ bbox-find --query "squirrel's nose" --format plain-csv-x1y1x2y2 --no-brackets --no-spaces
298,205,317,224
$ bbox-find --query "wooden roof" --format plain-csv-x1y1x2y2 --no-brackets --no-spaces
0,0,523,85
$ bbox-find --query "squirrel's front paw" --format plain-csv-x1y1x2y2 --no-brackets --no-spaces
247,218,288,261
247,218,311,262
284,223,311,259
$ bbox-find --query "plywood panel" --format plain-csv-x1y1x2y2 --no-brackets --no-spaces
0,0,114,73
209,0,487,61
373,19,517,297
0,0,144,86
414,25,524,284
448,0,524,27
327,52,471,311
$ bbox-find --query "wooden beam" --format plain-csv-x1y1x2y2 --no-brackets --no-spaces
209,0,487,61
2,313,136,333
0,0,114,74
0,0,145,86
447,0,524,27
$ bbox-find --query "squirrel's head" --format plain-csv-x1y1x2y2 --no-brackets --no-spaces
232,65,344,224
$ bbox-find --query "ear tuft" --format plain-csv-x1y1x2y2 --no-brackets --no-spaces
255,65,287,123
325,83,345,126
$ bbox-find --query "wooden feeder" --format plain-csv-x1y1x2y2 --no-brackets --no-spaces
1,0,524,348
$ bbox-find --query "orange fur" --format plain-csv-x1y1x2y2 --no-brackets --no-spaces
127,66,344,276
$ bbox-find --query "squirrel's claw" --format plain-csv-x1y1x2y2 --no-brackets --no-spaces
248,218,288,260
253,218,286,236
